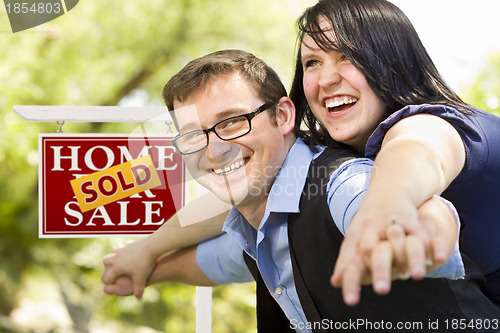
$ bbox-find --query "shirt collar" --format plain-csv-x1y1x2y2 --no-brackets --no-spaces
266,137,320,214
223,137,322,230
222,138,325,254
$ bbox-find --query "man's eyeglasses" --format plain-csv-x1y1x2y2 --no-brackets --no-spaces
172,102,275,155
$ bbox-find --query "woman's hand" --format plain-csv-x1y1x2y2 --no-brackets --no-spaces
102,272,135,297
332,113,465,305
332,197,458,306
101,238,157,300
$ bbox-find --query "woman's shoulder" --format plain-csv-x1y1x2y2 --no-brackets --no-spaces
365,104,485,158
366,104,500,184
378,104,477,132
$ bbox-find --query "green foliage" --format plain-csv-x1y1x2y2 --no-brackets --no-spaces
0,0,316,331
462,52,500,115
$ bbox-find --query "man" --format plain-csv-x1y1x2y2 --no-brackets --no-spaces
103,50,497,332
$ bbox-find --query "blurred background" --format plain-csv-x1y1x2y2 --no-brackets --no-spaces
0,1,499,332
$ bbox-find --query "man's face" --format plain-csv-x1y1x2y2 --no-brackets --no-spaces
172,72,289,212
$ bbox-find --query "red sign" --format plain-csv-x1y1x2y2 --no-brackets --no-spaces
39,134,185,238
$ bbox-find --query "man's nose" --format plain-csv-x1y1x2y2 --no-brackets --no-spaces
206,132,236,159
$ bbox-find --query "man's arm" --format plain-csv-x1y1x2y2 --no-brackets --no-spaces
101,191,230,299
103,245,215,297
103,233,253,297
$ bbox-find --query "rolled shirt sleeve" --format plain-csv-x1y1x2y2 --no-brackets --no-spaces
425,196,465,279
196,233,254,285
326,158,464,279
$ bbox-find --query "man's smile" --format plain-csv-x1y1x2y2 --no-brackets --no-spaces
213,159,246,175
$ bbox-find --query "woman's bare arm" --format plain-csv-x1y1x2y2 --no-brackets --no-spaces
332,114,465,295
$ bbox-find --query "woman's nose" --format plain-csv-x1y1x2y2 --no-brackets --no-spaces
317,63,342,89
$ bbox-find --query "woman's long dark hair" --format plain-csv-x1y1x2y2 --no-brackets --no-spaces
290,0,473,146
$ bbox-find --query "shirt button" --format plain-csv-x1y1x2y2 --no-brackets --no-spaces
275,286,283,295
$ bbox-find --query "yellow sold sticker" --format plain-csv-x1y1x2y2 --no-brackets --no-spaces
70,155,161,212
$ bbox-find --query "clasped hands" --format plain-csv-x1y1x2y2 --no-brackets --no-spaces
101,238,156,300
101,199,457,307
331,197,458,306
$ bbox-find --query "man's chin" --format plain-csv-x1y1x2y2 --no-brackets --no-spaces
207,186,249,206
194,174,250,205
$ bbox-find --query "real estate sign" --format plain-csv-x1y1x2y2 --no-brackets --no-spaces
39,134,185,238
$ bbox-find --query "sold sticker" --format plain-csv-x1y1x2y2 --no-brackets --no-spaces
70,155,161,212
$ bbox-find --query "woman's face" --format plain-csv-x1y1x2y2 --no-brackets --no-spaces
301,27,388,152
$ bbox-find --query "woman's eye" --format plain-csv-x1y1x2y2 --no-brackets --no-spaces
304,60,319,68
339,54,350,63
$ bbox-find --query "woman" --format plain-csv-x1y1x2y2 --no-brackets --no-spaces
289,0,500,306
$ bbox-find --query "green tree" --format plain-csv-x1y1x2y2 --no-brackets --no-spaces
463,52,500,115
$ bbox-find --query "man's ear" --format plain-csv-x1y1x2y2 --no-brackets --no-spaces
275,96,296,135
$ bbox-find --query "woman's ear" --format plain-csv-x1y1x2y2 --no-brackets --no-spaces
275,96,296,135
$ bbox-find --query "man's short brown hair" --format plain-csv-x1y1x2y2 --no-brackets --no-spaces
163,49,287,119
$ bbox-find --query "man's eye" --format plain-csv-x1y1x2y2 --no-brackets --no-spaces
219,117,245,130
184,131,204,142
